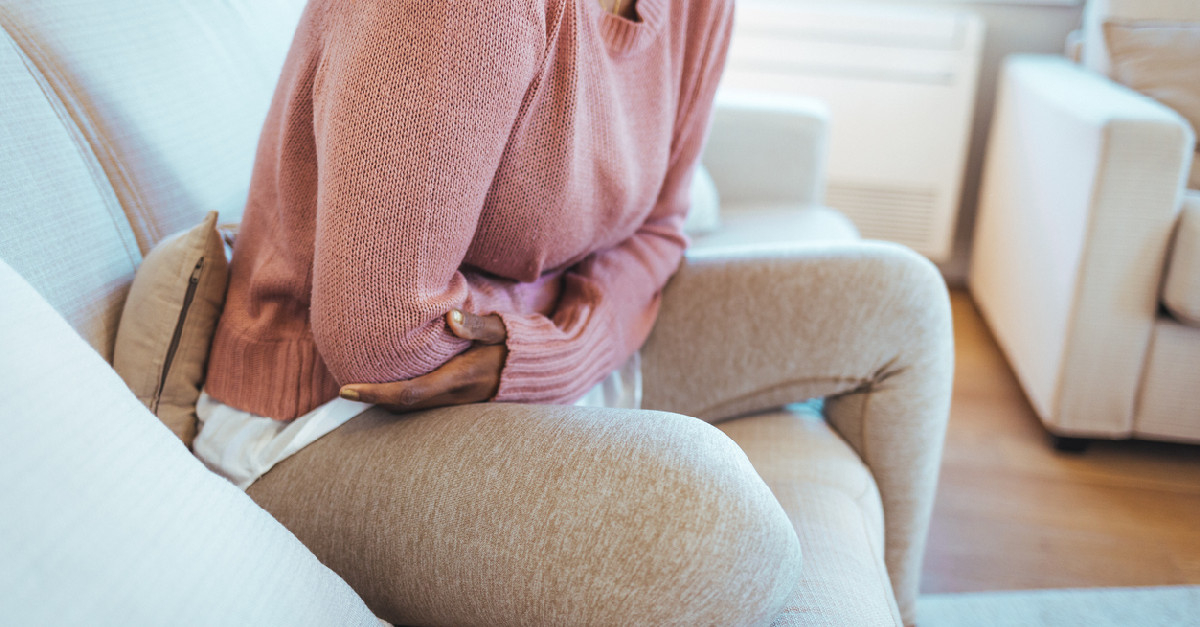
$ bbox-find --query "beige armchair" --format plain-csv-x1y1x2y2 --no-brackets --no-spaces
0,0,953,624
972,0,1200,447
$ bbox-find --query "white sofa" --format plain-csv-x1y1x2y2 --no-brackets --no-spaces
972,0,1200,446
0,1,953,624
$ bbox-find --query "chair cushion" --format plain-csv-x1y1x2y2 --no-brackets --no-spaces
113,212,229,447
718,406,904,626
1163,192,1200,326
0,0,307,252
0,258,379,625
1135,316,1200,442
1104,20,1200,189
689,206,860,256
0,26,139,361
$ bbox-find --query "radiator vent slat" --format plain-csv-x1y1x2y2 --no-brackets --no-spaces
827,182,938,251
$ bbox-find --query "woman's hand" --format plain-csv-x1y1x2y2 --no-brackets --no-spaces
338,310,508,413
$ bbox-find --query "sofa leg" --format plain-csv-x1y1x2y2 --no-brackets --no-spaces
1050,435,1091,454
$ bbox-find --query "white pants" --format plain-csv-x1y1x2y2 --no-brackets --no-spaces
193,352,641,489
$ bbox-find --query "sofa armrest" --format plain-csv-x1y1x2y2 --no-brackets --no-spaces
702,90,830,210
971,55,1194,437
642,240,953,624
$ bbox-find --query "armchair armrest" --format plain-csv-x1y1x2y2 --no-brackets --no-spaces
971,55,1194,436
702,90,830,209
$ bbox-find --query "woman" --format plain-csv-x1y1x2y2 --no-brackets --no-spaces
195,0,735,487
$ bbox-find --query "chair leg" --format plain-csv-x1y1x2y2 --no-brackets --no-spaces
1050,435,1091,454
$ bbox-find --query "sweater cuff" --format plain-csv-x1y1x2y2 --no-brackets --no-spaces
492,311,618,404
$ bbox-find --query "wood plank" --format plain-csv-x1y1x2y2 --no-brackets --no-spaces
920,291,1200,594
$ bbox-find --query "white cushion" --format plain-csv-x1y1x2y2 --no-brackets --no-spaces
1163,192,1200,326
0,258,379,625
683,165,721,235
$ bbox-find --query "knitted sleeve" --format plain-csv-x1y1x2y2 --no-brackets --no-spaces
308,1,543,385
493,3,735,404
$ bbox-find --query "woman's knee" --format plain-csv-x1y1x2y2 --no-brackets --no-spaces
599,410,802,625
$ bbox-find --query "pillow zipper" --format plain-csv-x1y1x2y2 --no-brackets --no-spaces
151,258,204,414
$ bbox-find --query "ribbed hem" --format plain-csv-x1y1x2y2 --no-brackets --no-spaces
493,311,619,404
205,326,341,421
587,0,666,56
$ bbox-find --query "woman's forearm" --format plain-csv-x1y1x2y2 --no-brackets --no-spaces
307,0,542,386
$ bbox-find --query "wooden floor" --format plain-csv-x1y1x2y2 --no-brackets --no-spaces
920,290,1200,594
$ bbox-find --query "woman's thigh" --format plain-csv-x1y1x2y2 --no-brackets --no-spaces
247,402,801,626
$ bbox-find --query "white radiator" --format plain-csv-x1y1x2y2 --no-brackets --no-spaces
720,1,984,262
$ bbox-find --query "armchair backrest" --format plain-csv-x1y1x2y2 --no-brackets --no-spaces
1082,0,1200,75
0,0,305,361
0,0,307,253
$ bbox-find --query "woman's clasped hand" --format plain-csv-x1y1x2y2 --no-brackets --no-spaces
338,310,508,413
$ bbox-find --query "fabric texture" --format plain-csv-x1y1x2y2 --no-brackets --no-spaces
971,55,1194,437
0,258,379,626
718,407,903,626
204,0,735,419
1104,20,1200,189
0,0,309,252
113,211,228,447
1163,192,1200,325
0,25,140,361
640,240,954,625
247,402,802,626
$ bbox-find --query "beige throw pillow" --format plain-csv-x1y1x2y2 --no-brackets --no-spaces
1104,20,1200,189
113,211,229,448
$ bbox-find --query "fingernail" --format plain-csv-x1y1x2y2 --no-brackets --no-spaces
339,388,360,402
449,310,464,325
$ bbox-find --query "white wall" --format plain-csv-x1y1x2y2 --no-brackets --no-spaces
851,1,1086,285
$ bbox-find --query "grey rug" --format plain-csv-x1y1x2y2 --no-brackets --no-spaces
917,586,1200,627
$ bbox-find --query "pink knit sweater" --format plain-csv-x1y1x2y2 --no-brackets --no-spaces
205,0,734,420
